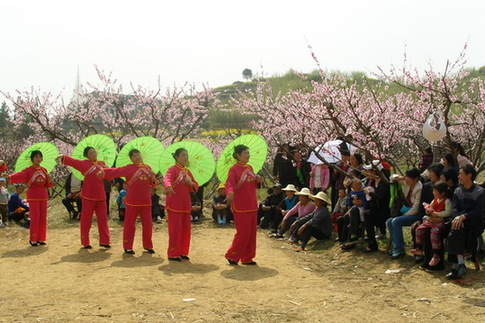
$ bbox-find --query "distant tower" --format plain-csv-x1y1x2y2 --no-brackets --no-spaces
71,65,81,104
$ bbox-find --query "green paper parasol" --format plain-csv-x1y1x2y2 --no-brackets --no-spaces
216,134,268,183
159,141,215,185
116,136,164,173
71,134,117,180
15,142,59,173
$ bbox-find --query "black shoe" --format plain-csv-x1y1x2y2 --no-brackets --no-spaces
389,252,405,260
425,264,444,272
144,248,155,254
226,258,238,266
242,261,257,265
37,241,46,245
99,244,111,248
414,255,424,264
72,211,78,220
180,255,190,260
124,249,135,254
340,244,354,251
29,241,39,247
446,264,467,279
83,245,92,249
168,257,182,262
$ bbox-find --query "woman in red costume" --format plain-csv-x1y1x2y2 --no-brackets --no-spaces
56,147,111,249
164,148,199,262
104,149,157,254
225,144,262,265
5,150,53,246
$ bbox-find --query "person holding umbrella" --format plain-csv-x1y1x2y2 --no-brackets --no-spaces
4,150,53,246
164,148,199,261
104,149,158,255
56,147,111,249
225,144,262,265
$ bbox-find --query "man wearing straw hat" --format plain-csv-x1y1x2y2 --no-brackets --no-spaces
290,191,333,251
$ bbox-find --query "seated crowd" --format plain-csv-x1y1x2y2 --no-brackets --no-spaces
262,143,485,280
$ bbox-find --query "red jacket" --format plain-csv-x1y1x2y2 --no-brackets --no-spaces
164,163,199,213
62,155,107,201
105,164,157,206
9,165,53,201
225,162,258,213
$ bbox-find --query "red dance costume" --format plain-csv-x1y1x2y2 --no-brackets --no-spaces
105,164,157,250
225,162,259,263
62,156,110,247
10,165,53,242
164,163,199,258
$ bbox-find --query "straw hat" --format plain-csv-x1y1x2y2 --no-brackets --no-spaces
295,187,312,196
281,184,297,192
310,191,331,205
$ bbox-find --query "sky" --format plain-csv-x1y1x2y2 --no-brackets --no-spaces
1,0,484,100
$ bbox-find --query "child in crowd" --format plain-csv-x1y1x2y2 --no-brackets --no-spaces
331,189,348,232
212,184,231,225
0,178,10,226
411,182,451,266
116,181,127,221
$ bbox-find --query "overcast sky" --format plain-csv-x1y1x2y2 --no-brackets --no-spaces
1,0,484,100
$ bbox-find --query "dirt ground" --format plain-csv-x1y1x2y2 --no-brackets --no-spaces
1,205,485,323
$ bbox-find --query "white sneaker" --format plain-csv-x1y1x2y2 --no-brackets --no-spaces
156,216,162,223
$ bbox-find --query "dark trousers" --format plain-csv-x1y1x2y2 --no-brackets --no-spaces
258,208,276,229
300,226,329,248
62,197,82,215
364,208,390,250
279,215,298,236
447,223,483,262
272,210,283,231
336,207,363,242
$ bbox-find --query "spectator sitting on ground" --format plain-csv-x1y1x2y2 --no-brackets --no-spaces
440,167,458,198
386,168,423,259
190,192,202,223
340,179,369,250
0,177,10,226
116,181,127,221
7,184,30,228
150,187,165,223
212,184,231,225
290,191,333,252
411,182,451,268
271,184,299,235
275,187,315,239
331,189,348,233
258,183,285,230
62,172,82,220
445,165,485,280
410,163,444,263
